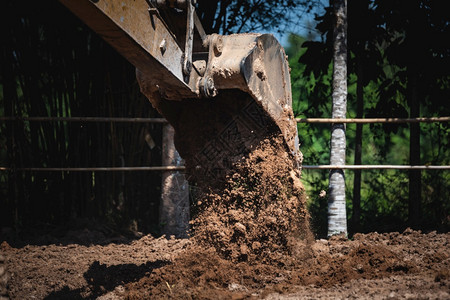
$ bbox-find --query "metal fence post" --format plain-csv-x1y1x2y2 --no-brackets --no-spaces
160,123,190,238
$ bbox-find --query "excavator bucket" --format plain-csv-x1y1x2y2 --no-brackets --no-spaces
59,0,300,186
137,33,300,184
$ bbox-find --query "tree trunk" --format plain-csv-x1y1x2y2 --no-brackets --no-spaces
160,124,190,238
328,0,348,237
352,54,364,233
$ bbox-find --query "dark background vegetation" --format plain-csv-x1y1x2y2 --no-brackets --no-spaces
1,0,448,238
0,1,165,234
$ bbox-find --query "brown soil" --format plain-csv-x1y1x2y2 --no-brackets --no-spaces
1,229,449,299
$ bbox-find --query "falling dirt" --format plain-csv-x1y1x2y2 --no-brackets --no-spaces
190,134,310,262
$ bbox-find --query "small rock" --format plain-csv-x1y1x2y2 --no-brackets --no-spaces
252,241,261,250
234,222,246,234
228,282,248,292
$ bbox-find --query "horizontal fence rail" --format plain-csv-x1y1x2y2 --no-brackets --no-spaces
302,165,450,170
1,116,449,124
0,166,185,172
1,165,449,172
0,117,168,123
296,117,450,123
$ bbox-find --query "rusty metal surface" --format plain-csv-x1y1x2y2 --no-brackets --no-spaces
201,33,298,154
59,0,198,99
204,34,292,116
182,0,195,75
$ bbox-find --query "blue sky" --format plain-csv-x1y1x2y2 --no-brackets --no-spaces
265,1,326,47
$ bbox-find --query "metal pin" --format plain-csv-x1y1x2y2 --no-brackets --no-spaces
159,39,167,55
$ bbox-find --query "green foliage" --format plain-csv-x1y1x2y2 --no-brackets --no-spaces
286,34,332,237
290,0,449,236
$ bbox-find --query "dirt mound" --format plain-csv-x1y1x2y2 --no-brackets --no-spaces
119,136,417,299
125,135,313,299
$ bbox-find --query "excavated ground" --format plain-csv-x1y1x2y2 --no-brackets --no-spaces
1,135,449,299
2,228,449,299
